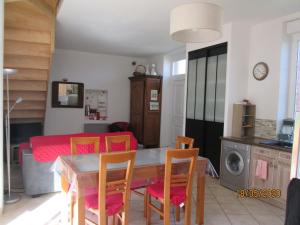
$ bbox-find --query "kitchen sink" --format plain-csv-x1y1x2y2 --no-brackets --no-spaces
259,140,293,149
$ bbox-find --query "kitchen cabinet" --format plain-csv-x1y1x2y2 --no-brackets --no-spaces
249,146,291,208
274,151,291,203
249,147,277,189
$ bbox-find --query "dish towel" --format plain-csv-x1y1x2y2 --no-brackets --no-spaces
255,159,268,180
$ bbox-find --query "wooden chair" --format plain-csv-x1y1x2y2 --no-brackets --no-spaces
176,136,194,149
106,134,150,216
70,137,100,155
85,151,136,225
145,148,198,225
174,135,194,220
105,135,130,152
66,137,99,224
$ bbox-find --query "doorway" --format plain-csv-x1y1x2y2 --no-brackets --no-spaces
185,43,228,174
170,59,186,147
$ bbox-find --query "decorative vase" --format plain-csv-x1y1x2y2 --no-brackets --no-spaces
145,64,150,75
150,64,157,75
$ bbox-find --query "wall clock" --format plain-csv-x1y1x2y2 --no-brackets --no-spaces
253,62,269,81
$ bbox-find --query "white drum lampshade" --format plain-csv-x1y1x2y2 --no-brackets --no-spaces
170,3,223,43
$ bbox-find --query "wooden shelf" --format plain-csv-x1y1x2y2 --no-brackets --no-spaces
232,103,256,138
242,125,253,128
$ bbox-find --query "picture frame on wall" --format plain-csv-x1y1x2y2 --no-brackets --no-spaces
150,89,158,101
150,101,159,111
85,89,108,121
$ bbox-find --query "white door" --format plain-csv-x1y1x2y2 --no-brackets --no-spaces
170,75,185,147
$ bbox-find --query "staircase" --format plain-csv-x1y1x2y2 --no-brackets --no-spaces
4,0,60,123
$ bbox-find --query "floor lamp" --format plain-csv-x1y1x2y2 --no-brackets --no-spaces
4,68,22,204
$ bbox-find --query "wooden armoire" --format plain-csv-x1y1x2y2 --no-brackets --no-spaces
129,75,162,147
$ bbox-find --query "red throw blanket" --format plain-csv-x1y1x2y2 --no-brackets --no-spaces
30,132,137,162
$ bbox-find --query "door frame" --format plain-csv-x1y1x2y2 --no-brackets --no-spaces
170,74,186,146
0,0,4,214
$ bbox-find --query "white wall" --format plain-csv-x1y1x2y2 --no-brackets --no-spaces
44,49,145,135
246,12,300,130
0,0,4,215
247,19,283,120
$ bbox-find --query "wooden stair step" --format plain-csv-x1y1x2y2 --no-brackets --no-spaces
5,2,54,32
7,68,48,81
5,40,51,57
9,110,45,119
11,118,44,124
4,54,50,70
5,27,51,44
3,80,47,91
4,91,47,101
4,100,45,110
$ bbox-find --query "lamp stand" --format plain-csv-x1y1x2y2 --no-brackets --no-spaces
4,72,20,204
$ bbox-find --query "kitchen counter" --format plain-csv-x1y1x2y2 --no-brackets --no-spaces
221,136,292,153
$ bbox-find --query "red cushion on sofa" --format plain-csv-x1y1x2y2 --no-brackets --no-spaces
30,132,137,162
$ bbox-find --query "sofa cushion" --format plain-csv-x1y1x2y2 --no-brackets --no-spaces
31,132,137,162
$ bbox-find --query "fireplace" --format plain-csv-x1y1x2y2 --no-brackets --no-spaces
10,122,43,145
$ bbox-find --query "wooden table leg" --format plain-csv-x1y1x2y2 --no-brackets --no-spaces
196,175,205,225
75,179,85,225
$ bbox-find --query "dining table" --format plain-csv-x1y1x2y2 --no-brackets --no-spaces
56,147,208,225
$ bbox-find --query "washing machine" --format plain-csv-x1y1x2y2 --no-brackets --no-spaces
220,140,251,191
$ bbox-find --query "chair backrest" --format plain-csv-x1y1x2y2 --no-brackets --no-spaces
98,151,136,225
175,136,194,149
164,148,198,209
70,137,100,155
105,135,130,152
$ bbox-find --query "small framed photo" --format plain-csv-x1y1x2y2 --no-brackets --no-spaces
150,101,159,111
150,90,158,101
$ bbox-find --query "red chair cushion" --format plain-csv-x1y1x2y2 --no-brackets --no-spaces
147,182,186,206
85,188,123,216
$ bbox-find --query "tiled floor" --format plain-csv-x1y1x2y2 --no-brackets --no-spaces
0,176,286,225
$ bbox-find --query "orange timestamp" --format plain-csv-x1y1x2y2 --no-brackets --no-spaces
237,188,281,198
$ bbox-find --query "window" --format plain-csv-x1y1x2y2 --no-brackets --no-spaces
172,59,186,75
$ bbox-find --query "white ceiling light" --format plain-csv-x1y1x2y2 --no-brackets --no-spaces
170,2,223,43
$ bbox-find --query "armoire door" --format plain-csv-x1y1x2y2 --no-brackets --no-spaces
130,79,145,143
143,77,162,147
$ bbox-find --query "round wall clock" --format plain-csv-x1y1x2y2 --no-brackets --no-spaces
253,62,269,81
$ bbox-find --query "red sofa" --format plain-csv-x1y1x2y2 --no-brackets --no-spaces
21,131,137,196
19,131,137,164
30,131,137,162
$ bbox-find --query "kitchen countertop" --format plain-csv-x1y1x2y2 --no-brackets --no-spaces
221,136,292,153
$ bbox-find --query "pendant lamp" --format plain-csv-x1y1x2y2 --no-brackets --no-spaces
170,2,223,43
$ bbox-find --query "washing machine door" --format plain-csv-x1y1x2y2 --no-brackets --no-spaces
225,151,244,176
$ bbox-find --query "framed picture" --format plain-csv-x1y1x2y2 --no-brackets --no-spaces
150,101,159,111
85,89,108,120
52,81,84,108
150,89,158,101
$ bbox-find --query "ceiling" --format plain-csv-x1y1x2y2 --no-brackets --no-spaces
56,0,300,57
